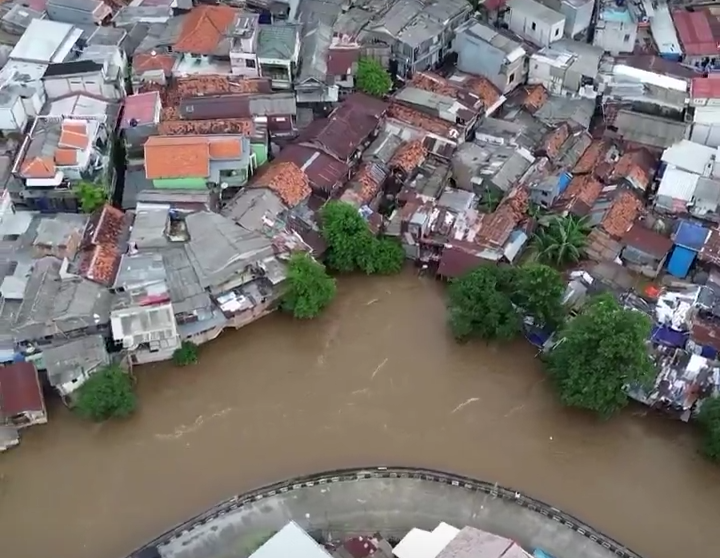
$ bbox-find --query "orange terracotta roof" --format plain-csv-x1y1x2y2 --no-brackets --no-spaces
456,74,501,109
252,161,310,207
601,190,643,239
522,85,548,113
158,118,254,136
541,123,571,160
345,161,386,206
54,148,77,166
610,148,657,191
144,136,210,180
388,103,454,138
21,156,56,178
389,139,427,174
173,5,239,55
85,244,120,286
59,122,89,149
63,121,86,134
560,175,603,215
133,52,177,75
208,138,242,159
572,140,609,174
411,72,499,111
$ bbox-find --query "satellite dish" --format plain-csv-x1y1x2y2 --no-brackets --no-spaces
220,182,229,190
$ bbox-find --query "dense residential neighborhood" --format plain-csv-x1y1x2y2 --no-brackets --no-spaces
2,0,720,460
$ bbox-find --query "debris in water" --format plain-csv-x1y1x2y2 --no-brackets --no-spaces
451,397,479,414
371,358,388,380
365,298,379,306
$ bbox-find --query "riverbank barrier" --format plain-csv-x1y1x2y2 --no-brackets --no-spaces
127,467,644,558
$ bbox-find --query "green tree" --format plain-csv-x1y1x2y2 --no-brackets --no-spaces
281,253,337,319
74,365,136,421
321,201,403,275
698,397,720,462
547,294,654,418
478,188,503,213
73,181,107,213
356,57,392,97
447,266,520,342
533,215,590,267
173,341,199,366
511,264,566,330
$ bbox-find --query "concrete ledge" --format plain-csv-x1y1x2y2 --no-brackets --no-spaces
127,467,644,558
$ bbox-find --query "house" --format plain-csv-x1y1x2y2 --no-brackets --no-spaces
394,524,530,558
592,0,638,55
295,22,335,105
0,362,47,429
256,24,300,90
111,303,180,364
178,92,297,140
453,19,528,94
620,222,673,278
45,0,113,26
543,0,594,38
43,49,127,102
249,521,333,558
505,0,565,48
131,51,177,87
601,63,689,115
171,6,261,78
41,334,111,403
4,18,83,69
690,76,720,147
610,148,657,193
0,70,46,133
603,106,688,150
277,144,350,198
144,135,256,197
327,36,361,98
12,95,118,212
1,5,44,38
452,139,534,194
672,9,719,67
249,160,310,208
667,220,710,278
649,3,683,60
122,91,162,160
298,92,387,163
365,0,472,77
585,188,643,261
528,39,602,97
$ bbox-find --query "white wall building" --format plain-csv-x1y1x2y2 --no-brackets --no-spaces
110,302,180,365
505,0,566,48
691,77,720,148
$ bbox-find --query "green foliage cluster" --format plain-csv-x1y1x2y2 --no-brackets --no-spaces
282,253,337,319
447,264,565,342
173,341,199,366
698,397,720,461
73,181,108,213
356,57,392,97
546,293,655,418
74,365,137,421
533,215,591,267
321,201,404,275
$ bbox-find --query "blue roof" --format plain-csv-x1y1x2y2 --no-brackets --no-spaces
674,220,709,251
668,245,696,278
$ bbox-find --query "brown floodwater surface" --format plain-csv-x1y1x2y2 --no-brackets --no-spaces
0,272,718,558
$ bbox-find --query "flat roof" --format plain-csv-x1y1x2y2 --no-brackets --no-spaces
10,19,82,64
508,0,564,26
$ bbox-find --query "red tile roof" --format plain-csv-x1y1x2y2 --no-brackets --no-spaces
0,362,45,416
411,71,498,112
122,92,160,128
601,190,643,239
623,223,672,258
58,121,89,149
327,47,360,76
133,52,176,76
560,175,603,214
342,161,387,207
252,161,310,207
208,138,242,159
144,136,211,179
389,139,427,174
691,75,720,99
54,148,77,166
521,84,548,113
387,103,455,138
610,148,657,191
79,204,128,286
540,123,571,161
672,9,719,57
173,5,238,55
21,156,56,178
277,143,349,195
572,140,609,174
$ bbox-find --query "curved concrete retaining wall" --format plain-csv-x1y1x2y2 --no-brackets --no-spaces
128,467,644,558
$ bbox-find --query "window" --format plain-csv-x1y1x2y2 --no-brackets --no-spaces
531,21,536,31
246,58,256,68
555,28,560,36
507,71,515,84
623,34,631,43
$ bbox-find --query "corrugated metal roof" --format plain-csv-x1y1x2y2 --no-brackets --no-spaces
672,9,718,56
657,167,699,201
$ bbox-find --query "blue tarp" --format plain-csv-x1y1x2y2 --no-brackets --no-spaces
557,172,572,195
668,245,696,278
533,550,557,558
660,53,682,62
701,345,718,360
651,325,689,348
675,220,709,251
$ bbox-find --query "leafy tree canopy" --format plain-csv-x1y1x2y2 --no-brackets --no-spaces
447,266,520,342
533,215,590,267
511,264,566,330
173,341,199,366
321,201,404,275
282,253,337,319
356,57,392,97
698,397,720,462
547,293,654,418
73,181,107,214
74,365,136,421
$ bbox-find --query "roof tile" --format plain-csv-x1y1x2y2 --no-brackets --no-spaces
540,123,571,161
144,136,210,179
21,156,56,178
208,138,242,159
610,148,657,191
389,139,427,174
54,148,77,166
173,5,239,55
572,140,609,174
133,52,177,76
158,118,254,136
601,190,643,239
388,102,454,138
252,161,310,207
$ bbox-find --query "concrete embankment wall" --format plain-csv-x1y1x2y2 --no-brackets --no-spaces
129,467,645,558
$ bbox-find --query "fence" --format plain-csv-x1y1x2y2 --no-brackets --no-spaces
127,466,645,558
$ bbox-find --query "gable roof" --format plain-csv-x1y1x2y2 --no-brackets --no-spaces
251,161,310,207
76,204,129,286
173,5,238,55
144,136,211,179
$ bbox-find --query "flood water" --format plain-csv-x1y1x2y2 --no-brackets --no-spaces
0,272,718,558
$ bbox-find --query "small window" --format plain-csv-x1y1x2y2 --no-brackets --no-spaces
623,34,631,43
246,58,256,68
531,21,536,31
507,71,515,83
555,28,560,36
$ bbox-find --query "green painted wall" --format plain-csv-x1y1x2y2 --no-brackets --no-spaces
152,177,207,189
252,143,268,167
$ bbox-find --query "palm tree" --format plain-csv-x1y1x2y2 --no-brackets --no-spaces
533,215,591,267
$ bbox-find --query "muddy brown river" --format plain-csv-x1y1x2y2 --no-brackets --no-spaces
0,272,718,558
